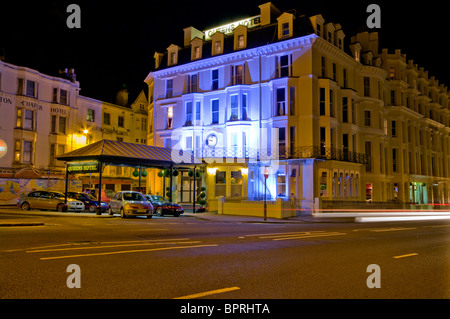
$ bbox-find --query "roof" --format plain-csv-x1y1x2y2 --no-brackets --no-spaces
56,139,201,168
152,15,315,72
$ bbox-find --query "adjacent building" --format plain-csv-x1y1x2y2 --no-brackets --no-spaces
145,2,449,215
0,60,149,204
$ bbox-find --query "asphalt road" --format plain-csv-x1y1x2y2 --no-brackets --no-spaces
1,212,449,300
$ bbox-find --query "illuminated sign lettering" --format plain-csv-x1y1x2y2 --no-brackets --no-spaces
68,161,100,173
204,16,261,40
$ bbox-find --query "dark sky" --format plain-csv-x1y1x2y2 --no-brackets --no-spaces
1,1,448,103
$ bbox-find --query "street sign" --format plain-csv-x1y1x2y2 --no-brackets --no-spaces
68,161,100,173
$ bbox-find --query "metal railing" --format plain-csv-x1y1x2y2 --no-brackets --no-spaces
186,146,368,165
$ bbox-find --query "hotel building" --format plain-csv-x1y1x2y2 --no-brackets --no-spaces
145,2,449,216
0,60,149,204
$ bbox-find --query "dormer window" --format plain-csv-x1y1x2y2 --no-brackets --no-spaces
167,44,181,66
233,25,247,50
190,37,203,61
277,12,294,40
211,32,224,56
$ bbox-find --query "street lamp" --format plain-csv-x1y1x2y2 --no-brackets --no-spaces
264,167,269,221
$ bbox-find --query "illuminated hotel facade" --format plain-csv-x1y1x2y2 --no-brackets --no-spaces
0,60,149,204
146,2,450,214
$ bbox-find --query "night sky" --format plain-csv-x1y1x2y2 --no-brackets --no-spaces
1,1,447,104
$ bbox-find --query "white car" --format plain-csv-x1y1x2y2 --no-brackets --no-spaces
108,191,153,218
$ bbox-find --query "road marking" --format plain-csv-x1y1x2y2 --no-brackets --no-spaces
174,286,240,299
393,253,419,259
39,244,218,260
246,231,325,237
370,227,416,232
28,241,201,253
271,232,346,241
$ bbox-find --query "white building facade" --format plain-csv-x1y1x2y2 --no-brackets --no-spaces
146,2,450,216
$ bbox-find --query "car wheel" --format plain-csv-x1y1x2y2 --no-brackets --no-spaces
156,207,163,216
21,202,30,211
89,205,96,212
174,213,180,217
120,208,126,218
108,206,113,215
57,203,65,212
147,215,152,219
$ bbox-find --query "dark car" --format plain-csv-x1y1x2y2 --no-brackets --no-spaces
67,191,108,212
145,195,184,217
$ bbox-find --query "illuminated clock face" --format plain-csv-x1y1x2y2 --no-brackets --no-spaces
206,134,217,147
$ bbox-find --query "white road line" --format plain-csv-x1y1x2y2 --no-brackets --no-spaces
272,232,346,241
174,286,240,299
39,244,218,260
28,241,201,253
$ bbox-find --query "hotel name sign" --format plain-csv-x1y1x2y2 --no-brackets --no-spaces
204,15,261,40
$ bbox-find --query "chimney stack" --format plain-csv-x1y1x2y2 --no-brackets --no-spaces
116,86,129,107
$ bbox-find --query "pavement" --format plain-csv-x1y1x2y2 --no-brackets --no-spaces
0,206,345,226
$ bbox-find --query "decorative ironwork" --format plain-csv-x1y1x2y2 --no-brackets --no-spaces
188,146,368,164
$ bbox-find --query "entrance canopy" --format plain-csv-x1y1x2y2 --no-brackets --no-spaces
56,139,201,213
57,139,200,168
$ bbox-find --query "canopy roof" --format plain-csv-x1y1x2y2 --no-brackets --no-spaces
56,139,200,168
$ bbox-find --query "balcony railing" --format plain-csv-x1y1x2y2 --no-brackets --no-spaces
185,146,367,164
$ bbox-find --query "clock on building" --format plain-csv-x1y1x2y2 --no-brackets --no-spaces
206,134,217,147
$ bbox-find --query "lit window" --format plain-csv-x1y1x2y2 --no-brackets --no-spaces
194,46,200,59
170,51,176,65
215,41,222,54
231,64,244,85
238,34,244,48
167,106,173,129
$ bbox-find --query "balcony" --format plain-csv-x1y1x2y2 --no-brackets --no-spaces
182,146,368,164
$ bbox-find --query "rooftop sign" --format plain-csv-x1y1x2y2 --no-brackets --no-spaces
204,15,261,40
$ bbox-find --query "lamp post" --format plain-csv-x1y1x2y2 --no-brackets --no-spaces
264,167,269,221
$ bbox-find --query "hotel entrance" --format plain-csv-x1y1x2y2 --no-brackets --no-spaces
179,171,201,203
410,182,427,204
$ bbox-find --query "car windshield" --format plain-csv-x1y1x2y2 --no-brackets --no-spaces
86,193,97,200
150,195,170,203
123,192,144,201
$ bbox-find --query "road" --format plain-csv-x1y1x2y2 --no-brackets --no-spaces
0,211,449,300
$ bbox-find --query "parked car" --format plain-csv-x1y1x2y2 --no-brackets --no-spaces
108,191,153,218
17,191,85,212
144,195,184,217
84,188,114,203
67,191,108,212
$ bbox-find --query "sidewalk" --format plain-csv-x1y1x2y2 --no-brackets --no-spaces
182,210,353,223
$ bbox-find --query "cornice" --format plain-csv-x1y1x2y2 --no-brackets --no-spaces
149,34,317,78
